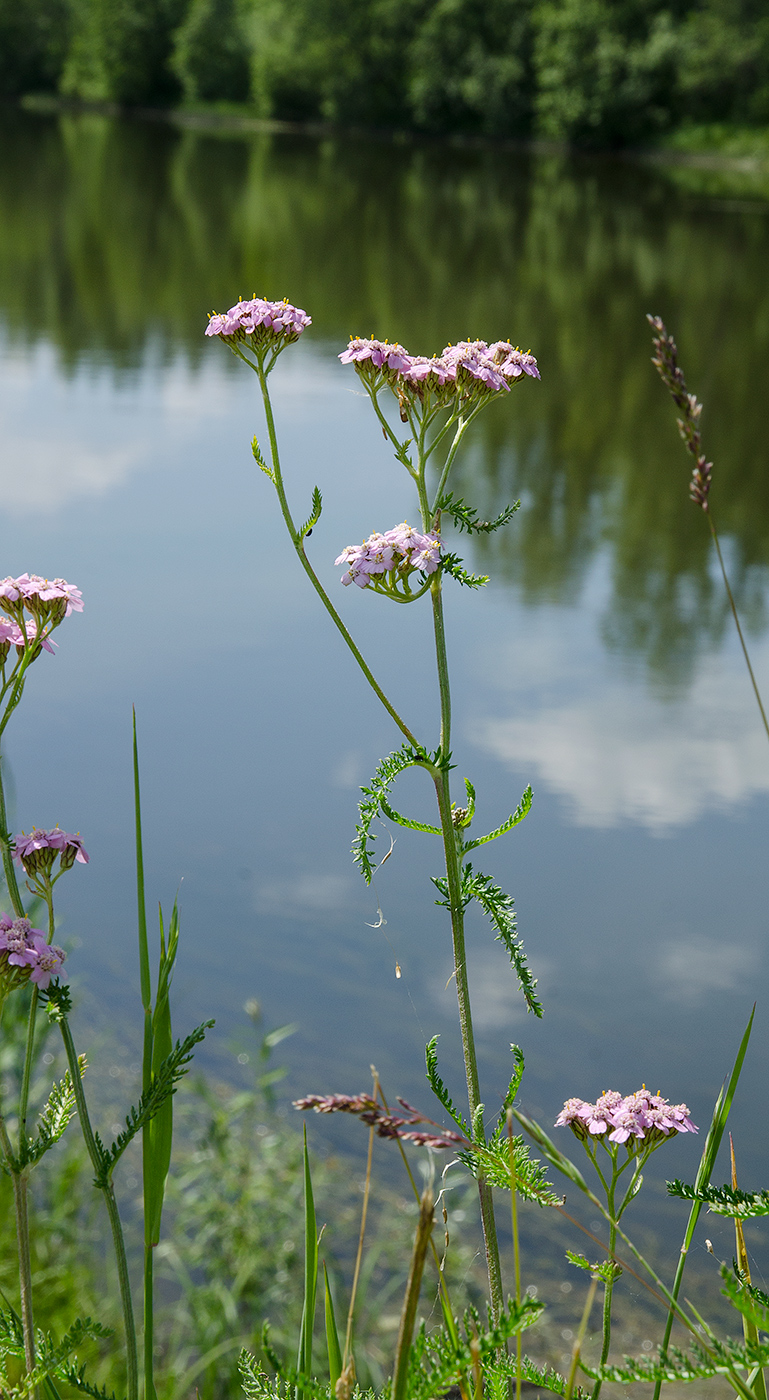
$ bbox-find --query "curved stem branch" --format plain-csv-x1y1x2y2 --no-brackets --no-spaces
256,365,421,749
708,511,769,745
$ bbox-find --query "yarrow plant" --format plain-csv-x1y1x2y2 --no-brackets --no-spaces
206,299,769,1400
555,1090,698,1400
0,569,210,1400
206,295,544,1329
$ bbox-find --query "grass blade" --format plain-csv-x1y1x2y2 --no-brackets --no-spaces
296,1125,318,1400
323,1263,342,1390
653,1005,756,1400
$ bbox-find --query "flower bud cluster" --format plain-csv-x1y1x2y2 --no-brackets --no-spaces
0,914,65,996
0,574,83,663
205,297,311,347
294,1092,468,1150
335,522,441,590
339,336,540,403
15,827,89,879
556,1089,697,1149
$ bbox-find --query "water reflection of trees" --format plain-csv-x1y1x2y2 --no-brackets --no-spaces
1,106,769,683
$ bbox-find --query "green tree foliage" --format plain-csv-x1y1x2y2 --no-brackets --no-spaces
532,0,682,147
408,0,537,136
0,0,71,96
62,0,186,105
7,0,769,144
171,0,251,103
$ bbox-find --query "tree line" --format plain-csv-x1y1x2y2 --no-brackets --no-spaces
2,0,769,150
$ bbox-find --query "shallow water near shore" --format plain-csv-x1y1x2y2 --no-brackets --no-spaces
2,104,769,1298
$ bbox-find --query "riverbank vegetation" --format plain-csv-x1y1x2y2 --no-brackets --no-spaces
2,0,769,150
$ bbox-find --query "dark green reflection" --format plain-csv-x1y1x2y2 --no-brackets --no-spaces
2,105,769,684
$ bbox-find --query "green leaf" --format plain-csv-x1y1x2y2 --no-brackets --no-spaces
566,1251,621,1283
465,1134,562,1207
462,785,532,852
379,796,441,836
425,1035,470,1135
296,1126,318,1400
144,899,179,1245
439,551,488,589
95,1021,212,1186
323,1264,342,1391
461,864,542,1016
251,437,275,482
667,1179,769,1219
352,744,431,883
22,1061,83,1166
513,1109,595,1199
299,486,323,541
437,492,521,535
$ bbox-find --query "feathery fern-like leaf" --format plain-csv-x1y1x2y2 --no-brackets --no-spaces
462,785,532,852
437,492,520,535
425,1035,470,1135
299,487,323,541
439,551,488,589
93,1022,212,1185
667,1178,769,1218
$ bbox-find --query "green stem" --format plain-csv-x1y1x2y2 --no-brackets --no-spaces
429,644,504,1319
256,365,421,749
0,1107,35,1378
591,1174,617,1400
508,1112,522,1400
57,1014,139,1400
707,511,769,745
18,882,55,1139
144,1246,155,1400
0,751,25,917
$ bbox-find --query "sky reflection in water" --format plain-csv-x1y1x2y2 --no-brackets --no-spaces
2,108,769,1270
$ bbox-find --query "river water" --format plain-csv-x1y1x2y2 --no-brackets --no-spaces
2,105,769,1287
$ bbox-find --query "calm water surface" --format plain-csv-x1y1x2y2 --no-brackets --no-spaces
2,106,769,1278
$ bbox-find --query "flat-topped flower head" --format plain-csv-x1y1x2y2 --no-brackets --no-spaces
0,913,65,999
339,334,540,415
556,1087,697,1153
335,523,441,595
339,337,411,372
205,297,311,352
487,342,541,381
0,574,82,668
15,826,89,879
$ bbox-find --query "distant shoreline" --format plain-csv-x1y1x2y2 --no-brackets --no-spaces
13,92,769,175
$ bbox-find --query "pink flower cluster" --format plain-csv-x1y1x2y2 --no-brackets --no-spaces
0,616,55,654
0,575,83,661
0,575,83,617
0,914,65,992
556,1089,697,1147
339,336,540,398
15,827,89,877
335,522,441,589
205,297,311,344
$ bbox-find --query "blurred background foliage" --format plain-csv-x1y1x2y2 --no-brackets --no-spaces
2,0,769,148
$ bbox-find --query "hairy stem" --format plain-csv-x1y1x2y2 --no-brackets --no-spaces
591,1174,617,1400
